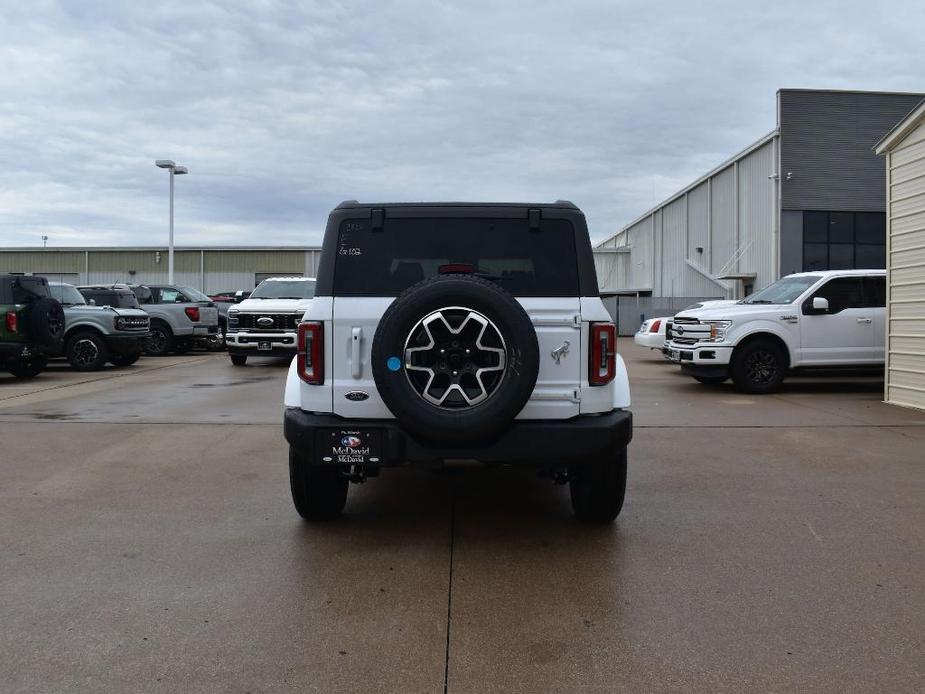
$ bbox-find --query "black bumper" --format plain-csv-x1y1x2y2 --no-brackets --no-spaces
284,408,633,468
0,342,49,362
104,333,148,354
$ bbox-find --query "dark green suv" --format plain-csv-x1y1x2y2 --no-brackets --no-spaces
0,274,65,378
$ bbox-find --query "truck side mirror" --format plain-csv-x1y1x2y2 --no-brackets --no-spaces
812,297,829,312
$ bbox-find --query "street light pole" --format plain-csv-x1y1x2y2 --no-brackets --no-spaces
155,160,188,285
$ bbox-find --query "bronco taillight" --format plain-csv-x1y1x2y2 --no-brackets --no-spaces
184,307,200,322
297,321,324,385
589,322,616,386
5,311,17,333
649,319,661,333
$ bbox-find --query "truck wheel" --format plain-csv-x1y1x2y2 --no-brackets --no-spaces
110,352,141,367
66,331,110,371
289,447,348,521
230,353,247,366
730,339,785,394
173,339,191,355
694,375,727,385
569,447,627,522
7,356,48,378
144,322,174,356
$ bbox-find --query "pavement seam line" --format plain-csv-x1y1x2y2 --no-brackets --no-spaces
443,474,457,694
0,356,213,403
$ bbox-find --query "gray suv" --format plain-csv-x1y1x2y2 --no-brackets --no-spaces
48,282,150,370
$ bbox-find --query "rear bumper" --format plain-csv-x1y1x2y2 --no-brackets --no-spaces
634,332,664,349
0,342,49,361
284,408,633,468
227,331,297,352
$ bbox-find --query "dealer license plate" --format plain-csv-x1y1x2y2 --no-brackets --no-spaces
319,429,383,465
669,348,680,362
257,341,272,351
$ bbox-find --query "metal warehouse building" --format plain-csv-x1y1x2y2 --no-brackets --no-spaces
876,100,925,412
0,247,323,294
596,89,925,300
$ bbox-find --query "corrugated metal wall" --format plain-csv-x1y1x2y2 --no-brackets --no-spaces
780,89,924,212
0,248,323,294
885,117,925,411
597,132,778,298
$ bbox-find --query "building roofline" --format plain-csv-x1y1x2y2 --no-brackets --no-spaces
0,246,322,252
874,99,925,154
606,129,779,241
777,87,925,97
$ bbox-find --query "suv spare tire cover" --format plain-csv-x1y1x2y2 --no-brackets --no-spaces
27,297,65,347
371,274,540,443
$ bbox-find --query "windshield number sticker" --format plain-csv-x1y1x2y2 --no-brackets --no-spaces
339,247,362,256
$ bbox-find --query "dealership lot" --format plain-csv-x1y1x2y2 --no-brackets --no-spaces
2,345,924,693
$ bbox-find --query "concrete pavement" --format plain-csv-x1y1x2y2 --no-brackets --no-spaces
1,346,923,692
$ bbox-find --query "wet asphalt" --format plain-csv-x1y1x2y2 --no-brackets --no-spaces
1,344,924,693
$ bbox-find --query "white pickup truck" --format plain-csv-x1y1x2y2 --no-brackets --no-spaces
665,270,886,393
226,277,315,365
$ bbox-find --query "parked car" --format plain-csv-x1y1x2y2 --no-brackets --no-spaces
90,284,219,356
226,277,316,365
0,274,64,378
48,282,150,370
665,270,886,392
282,201,632,522
634,317,671,349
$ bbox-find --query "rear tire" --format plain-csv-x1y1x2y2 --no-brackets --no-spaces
230,353,247,366
66,331,110,371
7,356,47,378
569,447,628,522
144,322,174,356
289,447,349,521
730,339,786,394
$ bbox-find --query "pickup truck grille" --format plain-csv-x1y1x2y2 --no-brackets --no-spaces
234,313,300,331
669,317,711,345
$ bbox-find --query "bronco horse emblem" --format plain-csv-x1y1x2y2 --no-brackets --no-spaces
551,340,570,364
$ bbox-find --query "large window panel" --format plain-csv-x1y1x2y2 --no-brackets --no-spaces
803,212,829,243
802,211,885,271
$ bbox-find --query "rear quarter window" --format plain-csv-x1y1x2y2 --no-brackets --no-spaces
332,217,580,297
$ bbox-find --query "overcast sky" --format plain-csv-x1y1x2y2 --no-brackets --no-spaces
1,1,923,248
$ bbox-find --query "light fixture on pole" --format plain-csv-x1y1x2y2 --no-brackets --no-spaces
155,159,189,284
41,235,48,249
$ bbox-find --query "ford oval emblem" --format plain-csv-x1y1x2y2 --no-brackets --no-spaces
345,390,369,402
257,316,274,327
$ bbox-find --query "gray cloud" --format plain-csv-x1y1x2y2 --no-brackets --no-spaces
1,0,923,247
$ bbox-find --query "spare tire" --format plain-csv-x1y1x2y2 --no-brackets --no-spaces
371,274,539,443
27,298,65,347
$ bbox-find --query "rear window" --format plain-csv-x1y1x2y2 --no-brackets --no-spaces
11,277,49,303
81,290,140,309
332,218,579,297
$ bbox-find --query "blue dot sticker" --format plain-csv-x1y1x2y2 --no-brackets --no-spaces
387,356,402,372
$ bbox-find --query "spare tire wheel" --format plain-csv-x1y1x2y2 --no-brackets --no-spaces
27,298,65,347
371,275,539,443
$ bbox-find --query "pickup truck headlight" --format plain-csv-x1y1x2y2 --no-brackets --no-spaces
703,320,732,342
227,309,239,328
114,316,125,330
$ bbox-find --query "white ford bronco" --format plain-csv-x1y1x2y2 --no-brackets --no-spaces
283,201,632,522
226,276,316,366
666,270,886,393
